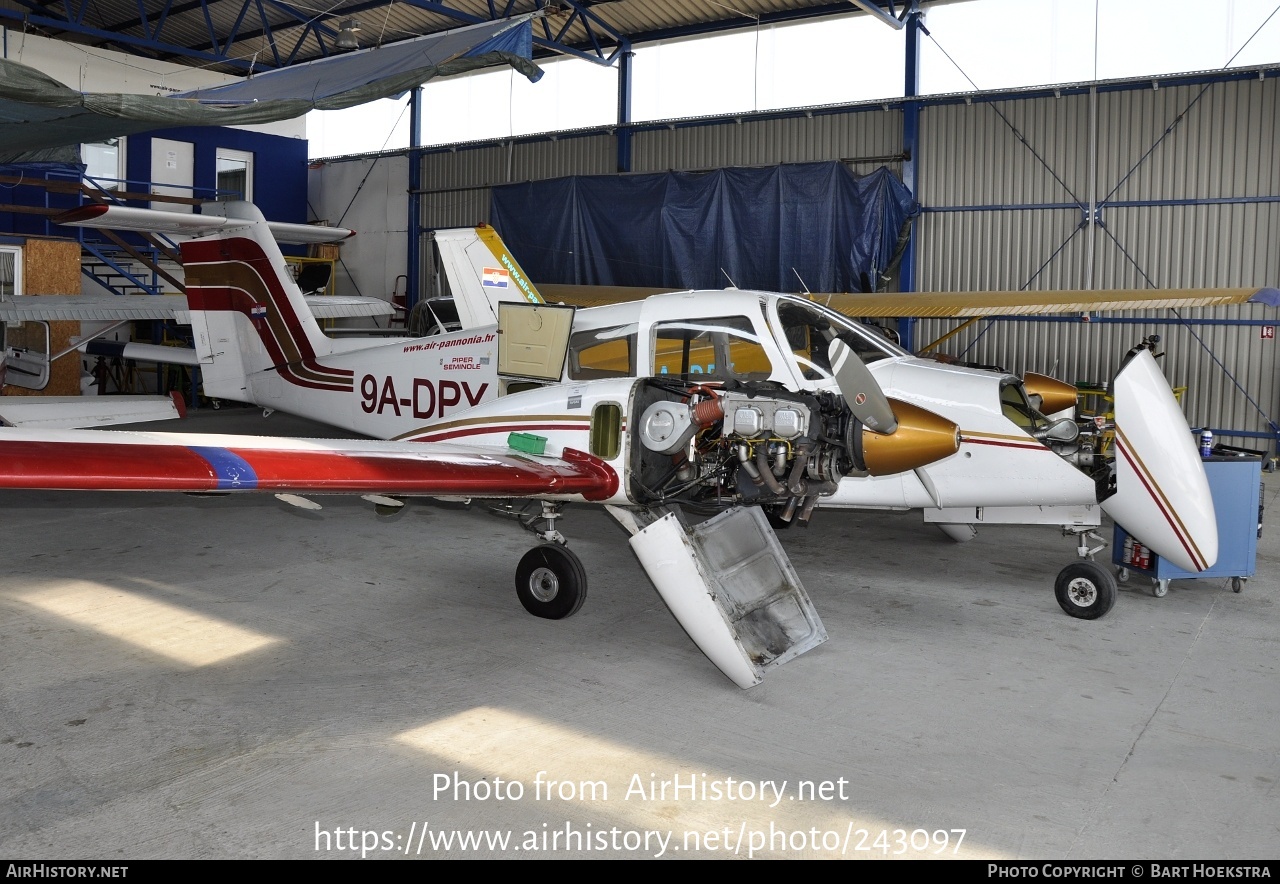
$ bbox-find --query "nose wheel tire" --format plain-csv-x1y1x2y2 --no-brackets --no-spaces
515,543,588,620
1055,561,1117,620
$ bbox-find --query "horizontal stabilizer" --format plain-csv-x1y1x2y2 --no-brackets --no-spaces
54,204,355,244
0,294,393,323
0,393,185,429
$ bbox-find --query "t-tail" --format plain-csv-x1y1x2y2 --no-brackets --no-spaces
432,225,545,329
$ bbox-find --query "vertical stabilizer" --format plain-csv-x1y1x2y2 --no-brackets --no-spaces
184,201,350,402
433,226,544,330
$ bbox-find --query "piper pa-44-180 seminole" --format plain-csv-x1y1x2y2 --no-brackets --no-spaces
0,201,1225,687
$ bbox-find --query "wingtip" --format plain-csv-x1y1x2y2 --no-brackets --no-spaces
53,204,110,226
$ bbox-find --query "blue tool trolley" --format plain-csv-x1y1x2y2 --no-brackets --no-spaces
1113,452,1263,597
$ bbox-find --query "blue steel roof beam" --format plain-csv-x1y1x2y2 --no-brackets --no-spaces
175,0,348,64
0,7,256,68
220,0,255,57
283,21,315,64
151,0,186,44
133,0,151,39
98,0,207,38
369,0,623,65
260,0,337,29
252,0,283,67
200,0,218,50
630,3,856,43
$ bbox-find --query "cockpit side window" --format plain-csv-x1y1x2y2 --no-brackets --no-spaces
774,300,903,382
1000,380,1046,432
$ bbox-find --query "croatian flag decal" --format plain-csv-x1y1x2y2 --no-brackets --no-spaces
482,267,510,289
250,304,267,319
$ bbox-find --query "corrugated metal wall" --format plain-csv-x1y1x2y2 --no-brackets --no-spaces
310,70,1279,451
913,74,1280,450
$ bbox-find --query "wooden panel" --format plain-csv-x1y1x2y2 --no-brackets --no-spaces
4,237,81,397
23,238,81,295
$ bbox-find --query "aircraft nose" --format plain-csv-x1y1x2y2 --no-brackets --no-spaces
861,399,961,476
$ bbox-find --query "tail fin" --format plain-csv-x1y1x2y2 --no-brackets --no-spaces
182,202,358,400
433,225,544,330
57,201,357,403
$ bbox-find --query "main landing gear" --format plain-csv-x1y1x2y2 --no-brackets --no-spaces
516,544,587,619
1055,527,1116,620
504,502,587,621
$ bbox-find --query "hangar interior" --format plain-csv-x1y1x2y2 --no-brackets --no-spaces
1,0,1279,863
0,0,1276,449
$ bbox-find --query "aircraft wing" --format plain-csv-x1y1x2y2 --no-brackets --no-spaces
0,294,395,322
0,427,618,500
538,284,1280,316
814,286,1280,318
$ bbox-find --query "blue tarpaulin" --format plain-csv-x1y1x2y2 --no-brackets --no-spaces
490,163,917,293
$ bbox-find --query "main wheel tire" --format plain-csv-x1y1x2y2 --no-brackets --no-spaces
515,544,588,620
1055,561,1117,620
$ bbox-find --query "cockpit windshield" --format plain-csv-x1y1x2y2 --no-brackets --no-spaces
773,298,908,383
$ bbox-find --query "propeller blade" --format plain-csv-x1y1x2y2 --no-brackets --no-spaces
829,339,898,434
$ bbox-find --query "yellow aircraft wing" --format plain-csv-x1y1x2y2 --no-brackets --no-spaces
815,287,1280,318
541,283,1280,316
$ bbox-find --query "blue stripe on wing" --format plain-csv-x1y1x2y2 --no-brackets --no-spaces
189,446,259,490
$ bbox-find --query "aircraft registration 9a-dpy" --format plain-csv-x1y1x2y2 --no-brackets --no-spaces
0,202,1218,687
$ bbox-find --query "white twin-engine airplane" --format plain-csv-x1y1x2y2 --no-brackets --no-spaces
0,201,1218,688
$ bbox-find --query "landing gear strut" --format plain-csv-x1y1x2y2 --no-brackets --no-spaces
1055,527,1116,619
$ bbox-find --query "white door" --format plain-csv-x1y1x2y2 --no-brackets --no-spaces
216,148,254,202
150,138,194,213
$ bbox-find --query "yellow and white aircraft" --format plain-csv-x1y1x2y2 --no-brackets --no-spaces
0,202,1226,687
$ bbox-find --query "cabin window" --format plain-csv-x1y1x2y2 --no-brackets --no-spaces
568,325,635,380
590,402,622,459
650,316,772,381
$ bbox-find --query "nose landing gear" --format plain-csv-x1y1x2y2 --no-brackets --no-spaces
1055,527,1117,619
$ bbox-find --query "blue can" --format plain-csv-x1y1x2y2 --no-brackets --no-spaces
1200,429,1214,457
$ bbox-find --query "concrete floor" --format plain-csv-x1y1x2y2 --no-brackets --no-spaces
1,406,1277,860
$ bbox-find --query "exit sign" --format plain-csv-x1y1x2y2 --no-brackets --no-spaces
1263,326,1276,339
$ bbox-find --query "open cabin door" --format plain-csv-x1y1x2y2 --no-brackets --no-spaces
497,302,575,383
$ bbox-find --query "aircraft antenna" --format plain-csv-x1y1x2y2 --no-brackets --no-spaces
792,268,811,295
721,269,738,289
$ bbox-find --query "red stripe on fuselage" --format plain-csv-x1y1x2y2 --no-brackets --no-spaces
183,238,353,391
959,435,1047,452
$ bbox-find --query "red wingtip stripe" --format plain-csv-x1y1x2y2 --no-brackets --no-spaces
53,204,110,225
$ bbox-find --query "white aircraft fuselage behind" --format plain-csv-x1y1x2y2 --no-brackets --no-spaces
177,206,1210,579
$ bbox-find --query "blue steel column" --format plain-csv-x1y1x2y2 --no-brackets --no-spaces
407,85,424,312
616,42,633,173
898,7,923,352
